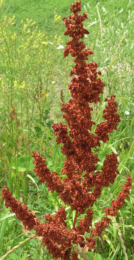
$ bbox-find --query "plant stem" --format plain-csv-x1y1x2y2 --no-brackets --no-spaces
73,210,78,229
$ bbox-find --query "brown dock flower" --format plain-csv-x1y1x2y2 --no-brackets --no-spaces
2,2,132,259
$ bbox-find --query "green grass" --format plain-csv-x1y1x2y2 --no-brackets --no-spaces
0,0,134,259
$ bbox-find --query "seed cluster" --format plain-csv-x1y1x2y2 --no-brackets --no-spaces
2,1,132,260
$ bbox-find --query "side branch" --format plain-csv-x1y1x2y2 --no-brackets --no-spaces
91,175,132,236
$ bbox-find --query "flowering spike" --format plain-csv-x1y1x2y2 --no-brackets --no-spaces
1,2,132,260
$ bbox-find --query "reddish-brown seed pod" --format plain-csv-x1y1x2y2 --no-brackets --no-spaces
1,2,132,260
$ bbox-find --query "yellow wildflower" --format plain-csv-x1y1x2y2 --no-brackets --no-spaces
42,42,48,45
14,80,18,87
54,14,61,21
19,82,25,88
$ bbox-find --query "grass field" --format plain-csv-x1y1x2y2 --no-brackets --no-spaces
0,0,134,259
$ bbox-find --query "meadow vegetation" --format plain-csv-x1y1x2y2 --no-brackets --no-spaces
0,0,134,259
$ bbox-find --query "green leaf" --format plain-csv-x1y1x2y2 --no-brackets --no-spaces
87,252,105,260
102,234,115,251
87,252,94,260
95,253,104,260
27,173,39,190
117,97,134,106
12,154,35,172
110,243,120,260
0,218,8,244
0,213,15,221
